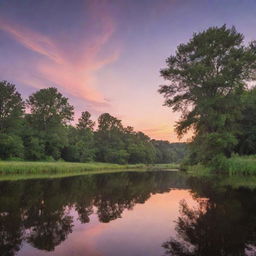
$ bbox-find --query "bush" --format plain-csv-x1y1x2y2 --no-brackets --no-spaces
0,134,24,159
210,154,229,172
104,149,129,164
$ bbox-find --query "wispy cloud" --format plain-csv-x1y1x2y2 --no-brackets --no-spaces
0,19,62,63
0,7,120,108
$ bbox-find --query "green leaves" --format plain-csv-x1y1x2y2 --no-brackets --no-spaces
0,81,187,164
0,81,25,134
159,25,256,164
27,87,74,130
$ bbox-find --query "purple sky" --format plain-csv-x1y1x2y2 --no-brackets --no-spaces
0,0,256,141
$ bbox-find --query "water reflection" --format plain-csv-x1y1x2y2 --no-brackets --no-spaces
2,172,256,256
0,171,187,256
163,177,256,256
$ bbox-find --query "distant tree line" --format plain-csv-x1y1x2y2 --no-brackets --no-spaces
159,25,256,167
0,81,187,163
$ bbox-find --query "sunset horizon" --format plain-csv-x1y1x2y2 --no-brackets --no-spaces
1,0,256,141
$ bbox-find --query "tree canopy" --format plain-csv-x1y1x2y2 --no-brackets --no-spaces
159,25,256,164
0,81,25,134
0,81,186,163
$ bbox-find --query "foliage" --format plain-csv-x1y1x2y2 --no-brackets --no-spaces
26,87,74,129
0,161,146,175
62,125,95,162
77,111,95,130
225,155,256,175
95,113,168,164
152,140,187,163
0,134,24,159
25,87,74,160
159,25,256,164
0,81,25,134
186,155,256,176
236,87,256,155
0,81,186,164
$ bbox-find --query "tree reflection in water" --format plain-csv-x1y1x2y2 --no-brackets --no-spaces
163,177,256,256
0,171,187,256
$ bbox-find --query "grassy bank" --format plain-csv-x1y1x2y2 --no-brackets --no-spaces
185,164,212,176
225,155,256,175
0,161,179,177
0,169,153,181
185,155,256,176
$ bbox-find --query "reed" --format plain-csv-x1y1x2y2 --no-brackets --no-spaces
225,155,256,175
0,161,178,177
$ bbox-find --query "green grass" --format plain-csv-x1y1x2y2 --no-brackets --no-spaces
184,162,256,189
185,164,212,176
0,161,179,180
0,161,146,175
0,168,153,181
149,163,180,169
184,155,256,177
225,155,256,175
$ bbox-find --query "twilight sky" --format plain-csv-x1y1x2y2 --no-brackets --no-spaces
0,0,256,141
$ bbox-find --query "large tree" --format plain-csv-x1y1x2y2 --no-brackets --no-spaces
26,87,74,159
0,81,25,134
0,81,25,159
159,25,256,163
27,87,74,130
95,113,127,163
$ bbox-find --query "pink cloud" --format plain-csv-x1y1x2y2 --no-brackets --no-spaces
0,8,120,108
0,19,62,63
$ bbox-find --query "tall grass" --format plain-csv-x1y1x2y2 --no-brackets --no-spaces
186,164,212,176
0,161,178,177
225,155,256,175
0,161,146,175
150,163,180,169
185,155,256,176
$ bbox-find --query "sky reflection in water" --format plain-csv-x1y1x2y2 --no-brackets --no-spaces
1,171,256,256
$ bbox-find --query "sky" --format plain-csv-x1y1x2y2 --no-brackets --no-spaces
0,0,256,141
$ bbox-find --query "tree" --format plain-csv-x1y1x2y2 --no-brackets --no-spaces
236,87,256,155
95,113,126,163
126,132,156,164
97,113,122,131
62,111,95,162
77,111,95,130
95,113,158,164
152,140,187,163
0,134,24,159
159,25,256,163
0,81,25,134
62,125,95,162
26,87,74,159
27,87,74,130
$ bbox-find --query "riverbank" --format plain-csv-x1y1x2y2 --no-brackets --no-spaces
0,161,179,177
185,155,256,176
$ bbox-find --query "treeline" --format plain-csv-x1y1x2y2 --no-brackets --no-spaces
0,81,186,164
159,25,256,167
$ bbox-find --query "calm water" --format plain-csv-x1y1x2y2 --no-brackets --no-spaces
1,171,256,256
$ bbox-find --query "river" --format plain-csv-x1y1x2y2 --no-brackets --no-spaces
1,171,256,256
